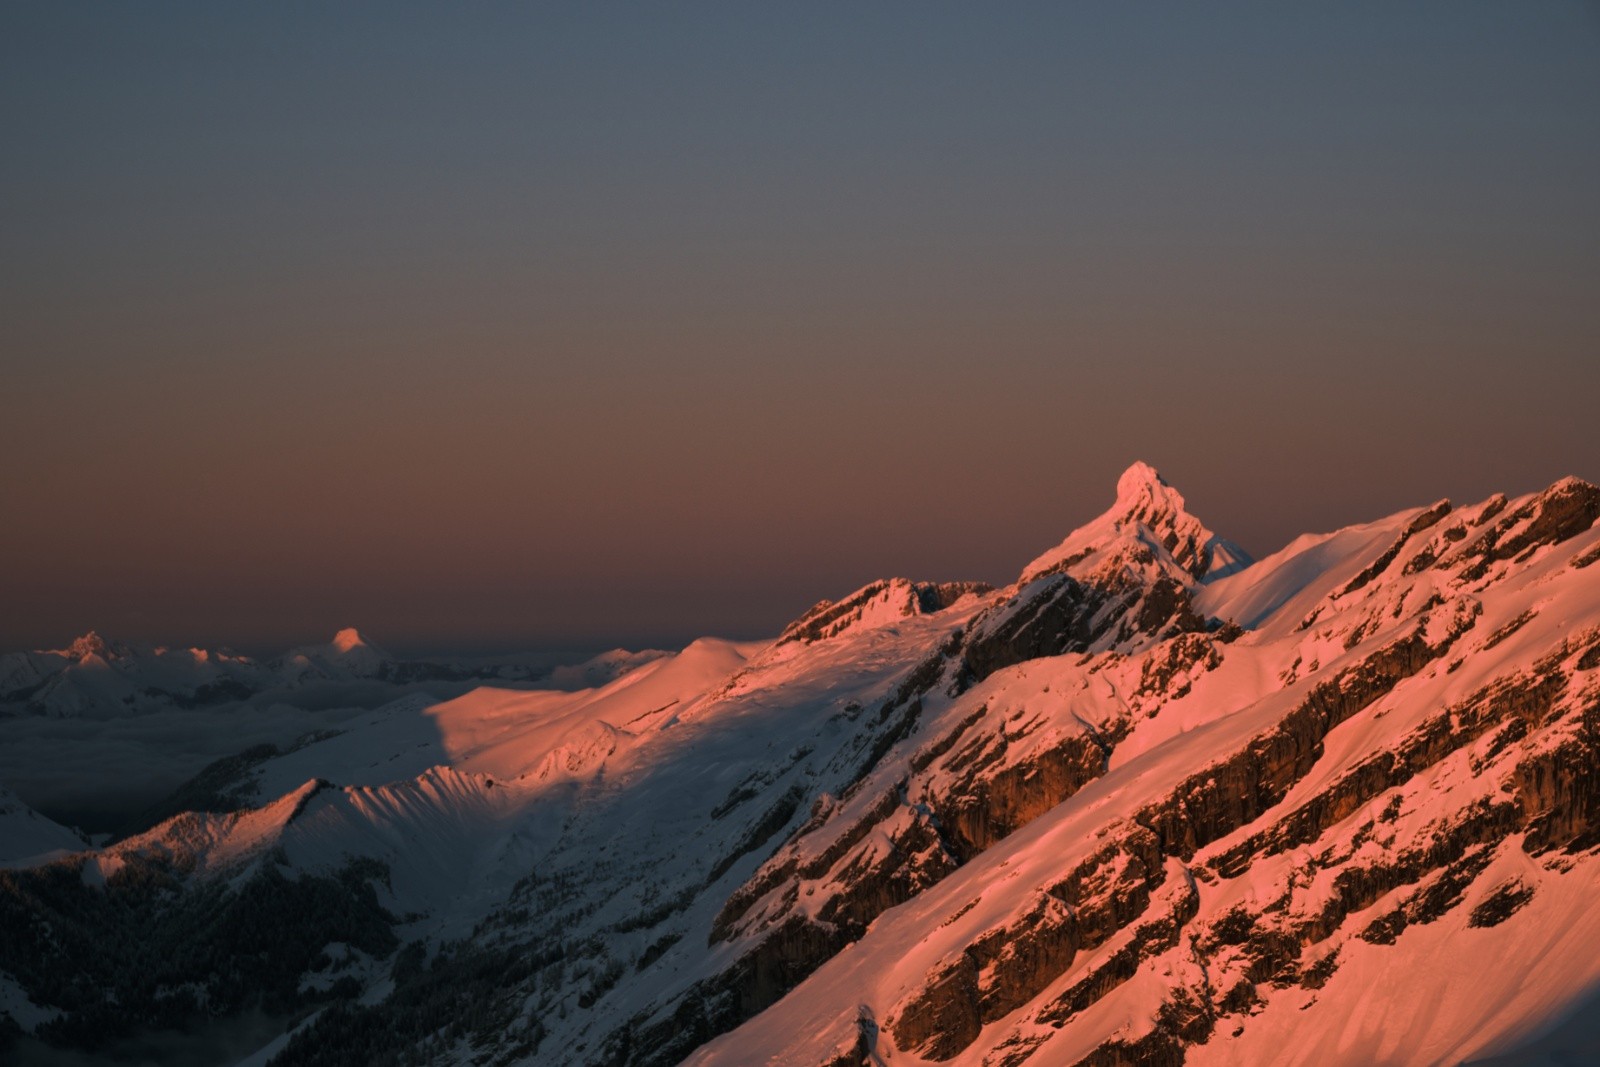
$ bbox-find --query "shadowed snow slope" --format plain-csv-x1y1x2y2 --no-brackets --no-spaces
0,638,667,834
0,785,85,867
6,465,1600,1067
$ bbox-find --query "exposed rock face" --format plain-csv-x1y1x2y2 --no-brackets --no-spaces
775,578,993,647
14,469,1600,1067
1100,462,1223,580
929,726,1108,861
1337,499,1452,596
1021,462,1252,585
676,474,1600,1067
959,575,1106,683
633,469,1249,1055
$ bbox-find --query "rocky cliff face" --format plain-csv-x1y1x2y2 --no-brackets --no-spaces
6,465,1600,1067
1021,462,1252,586
682,470,1600,1067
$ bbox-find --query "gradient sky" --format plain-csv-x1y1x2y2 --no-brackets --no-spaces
3,3,1599,654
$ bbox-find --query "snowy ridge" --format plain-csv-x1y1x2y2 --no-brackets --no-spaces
775,579,994,650
5,464,1600,1067
685,474,1600,1067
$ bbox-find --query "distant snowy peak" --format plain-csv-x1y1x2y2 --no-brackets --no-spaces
281,628,393,679
323,627,389,672
330,627,375,656
308,627,385,663
14,470,1600,1067
0,629,663,719
1021,461,1252,585
63,630,121,662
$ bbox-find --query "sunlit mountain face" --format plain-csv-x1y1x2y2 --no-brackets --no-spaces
6,464,1600,1065
6,4,1598,1065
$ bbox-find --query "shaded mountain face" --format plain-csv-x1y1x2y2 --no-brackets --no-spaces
0,785,85,865
4,464,1600,1067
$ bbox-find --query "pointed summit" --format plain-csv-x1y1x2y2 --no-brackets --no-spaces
1111,461,1188,526
278,628,390,680
1021,462,1251,584
324,628,389,676
65,631,115,661
330,627,371,655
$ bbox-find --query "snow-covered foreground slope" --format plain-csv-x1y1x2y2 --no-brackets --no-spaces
0,786,85,867
6,464,1600,1067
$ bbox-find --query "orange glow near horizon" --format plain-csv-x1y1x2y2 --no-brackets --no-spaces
3,5,1597,652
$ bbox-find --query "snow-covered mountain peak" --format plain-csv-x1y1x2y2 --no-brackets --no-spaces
329,627,377,656
1548,474,1597,494
280,627,391,675
2,631,665,719
1022,462,1251,585
9,473,1600,1067
1112,459,1177,514
63,631,117,662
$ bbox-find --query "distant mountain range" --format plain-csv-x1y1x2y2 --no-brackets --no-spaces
5,463,1600,1066
0,628,664,720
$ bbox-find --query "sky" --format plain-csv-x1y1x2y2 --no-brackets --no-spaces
3,3,1598,654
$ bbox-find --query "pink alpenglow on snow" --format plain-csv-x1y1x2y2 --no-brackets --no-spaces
7,8,1597,1062
5,465,1600,1065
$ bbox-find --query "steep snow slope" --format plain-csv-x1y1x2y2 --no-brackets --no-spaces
232,463,1291,1064
0,786,85,867
0,572,1003,1057
687,476,1600,1067
6,464,1600,1067
50,638,764,939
